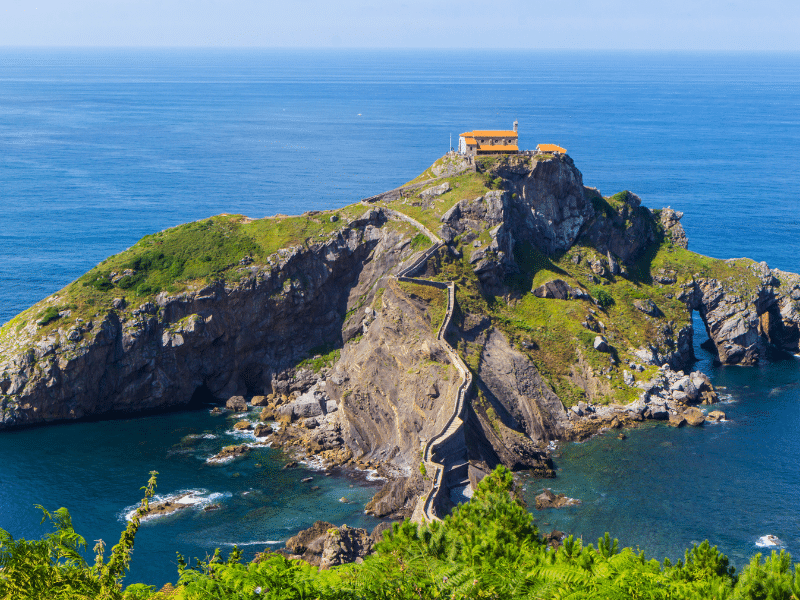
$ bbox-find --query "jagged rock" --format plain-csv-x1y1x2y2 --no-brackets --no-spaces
634,299,663,317
319,525,373,570
209,444,249,462
226,396,248,411
660,207,688,249
707,410,726,422
233,420,252,430
370,521,394,545
250,395,269,406
285,520,334,566
535,488,581,509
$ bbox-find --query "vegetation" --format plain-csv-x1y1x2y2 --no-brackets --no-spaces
36,307,61,327
397,280,448,334
3,468,799,599
295,344,341,373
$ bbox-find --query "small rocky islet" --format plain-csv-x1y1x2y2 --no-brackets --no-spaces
1,151,799,547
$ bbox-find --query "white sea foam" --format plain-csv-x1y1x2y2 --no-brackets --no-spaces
365,469,387,482
202,433,217,439
120,490,230,522
216,540,283,546
300,455,327,471
756,534,783,548
226,427,258,440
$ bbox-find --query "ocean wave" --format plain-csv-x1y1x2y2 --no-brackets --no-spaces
120,490,230,522
215,540,283,546
300,455,328,471
756,534,783,548
206,441,268,464
366,469,387,482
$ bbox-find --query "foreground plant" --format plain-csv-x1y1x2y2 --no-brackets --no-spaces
0,471,160,600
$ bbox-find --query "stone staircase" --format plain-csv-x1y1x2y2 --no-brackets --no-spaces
382,210,472,524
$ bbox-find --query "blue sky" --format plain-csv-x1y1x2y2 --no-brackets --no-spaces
2,0,798,50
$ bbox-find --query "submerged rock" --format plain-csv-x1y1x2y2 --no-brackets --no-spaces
535,488,581,510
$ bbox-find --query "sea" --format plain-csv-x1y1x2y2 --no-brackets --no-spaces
0,49,798,586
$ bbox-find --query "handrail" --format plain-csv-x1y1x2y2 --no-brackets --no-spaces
383,208,471,523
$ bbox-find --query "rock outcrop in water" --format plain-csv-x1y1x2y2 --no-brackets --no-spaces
1,151,798,520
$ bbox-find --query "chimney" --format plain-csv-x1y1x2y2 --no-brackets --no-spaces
513,120,518,133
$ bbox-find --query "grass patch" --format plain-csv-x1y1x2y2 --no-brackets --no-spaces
397,280,448,334
296,343,341,373
411,233,431,251
37,307,61,327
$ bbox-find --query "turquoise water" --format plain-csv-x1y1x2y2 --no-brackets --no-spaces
1,49,799,583
521,315,800,567
0,404,382,586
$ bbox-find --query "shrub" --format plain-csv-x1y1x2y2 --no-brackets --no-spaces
37,307,61,327
591,286,615,307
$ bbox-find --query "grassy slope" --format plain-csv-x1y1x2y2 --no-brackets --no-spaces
0,204,371,364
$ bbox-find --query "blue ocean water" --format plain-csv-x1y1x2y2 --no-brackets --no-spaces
0,49,799,584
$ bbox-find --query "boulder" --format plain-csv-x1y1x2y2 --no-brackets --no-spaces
707,410,726,422
233,420,252,430
226,396,248,411
633,299,663,318
683,407,705,427
593,336,610,352
253,423,272,437
533,279,574,300
260,407,276,421
668,413,686,427
419,181,451,200
250,395,269,406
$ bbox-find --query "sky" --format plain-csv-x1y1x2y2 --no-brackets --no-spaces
1,0,799,51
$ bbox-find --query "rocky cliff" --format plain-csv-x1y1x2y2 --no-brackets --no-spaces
2,150,798,519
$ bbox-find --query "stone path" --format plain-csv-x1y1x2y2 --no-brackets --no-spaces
384,209,472,524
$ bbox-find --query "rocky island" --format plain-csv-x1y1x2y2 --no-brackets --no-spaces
1,151,799,523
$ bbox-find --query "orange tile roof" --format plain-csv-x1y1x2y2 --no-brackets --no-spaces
537,143,567,153
478,144,519,152
461,130,518,137
464,137,477,145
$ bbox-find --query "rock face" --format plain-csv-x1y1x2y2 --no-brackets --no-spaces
0,209,409,428
679,262,800,365
579,190,659,266
328,280,463,478
659,207,689,249
492,155,594,255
